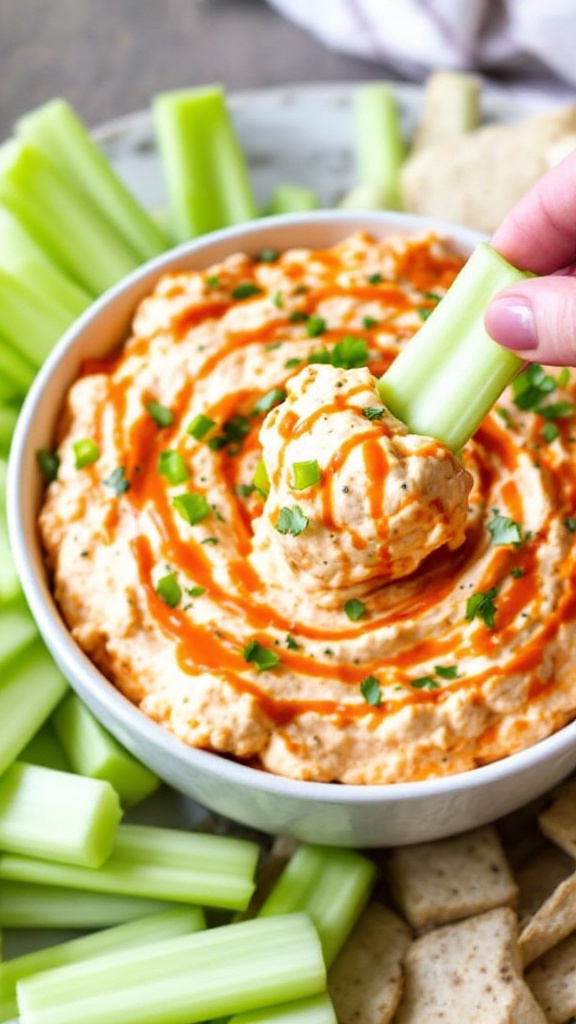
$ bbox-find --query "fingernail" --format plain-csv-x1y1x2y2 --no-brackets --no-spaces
485,296,538,351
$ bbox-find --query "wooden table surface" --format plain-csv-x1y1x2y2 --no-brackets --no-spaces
0,0,388,140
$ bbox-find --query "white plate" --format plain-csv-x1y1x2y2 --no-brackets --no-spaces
95,80,543,214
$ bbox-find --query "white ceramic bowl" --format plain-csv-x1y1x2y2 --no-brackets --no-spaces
8,210,576,847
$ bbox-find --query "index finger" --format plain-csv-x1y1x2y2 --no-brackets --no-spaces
491,148,576,274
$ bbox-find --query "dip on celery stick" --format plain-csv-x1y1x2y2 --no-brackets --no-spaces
39,232,576,784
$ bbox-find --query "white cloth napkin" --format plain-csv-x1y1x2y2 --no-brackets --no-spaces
267,0,576,105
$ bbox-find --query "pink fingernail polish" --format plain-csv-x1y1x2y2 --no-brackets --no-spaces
485,297,538,351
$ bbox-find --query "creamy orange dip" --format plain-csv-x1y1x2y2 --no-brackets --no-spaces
39,232,576,784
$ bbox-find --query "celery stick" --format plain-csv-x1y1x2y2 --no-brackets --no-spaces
230,993,337,1024
0,762,121,868
0,406,18,457
0,880,175,929
0,206,53,271
52,692,160,807
17,913,325,1024
354,83,406,210
0,521,20,602
16,98,170,261
412,70,480,150
265,183,318,215
0,640,68,773
0,264,85,367
19,723,69,773
258,845,377,968
0,906,205,1021
0,822,259,910
0,600,38,668
0,140,142,295
0,331,36,397
153,85,258,242
378,243,530,450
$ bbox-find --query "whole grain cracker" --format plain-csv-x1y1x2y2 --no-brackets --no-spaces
385,824,517,932
525,933,576,1024
519,870,576,966
394,907,546,1024
328,901,411,1024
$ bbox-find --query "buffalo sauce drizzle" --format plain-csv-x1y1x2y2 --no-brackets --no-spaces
79,237,576,730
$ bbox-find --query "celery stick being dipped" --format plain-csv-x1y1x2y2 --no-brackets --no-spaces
0,139,142,295
16,98,170,261
52,692,160,808
0,761,121,868
0,880,176,930
16,913,326,1024
0,823,259,910
153,85,258,242
378,242,531,451
0,906,205,1021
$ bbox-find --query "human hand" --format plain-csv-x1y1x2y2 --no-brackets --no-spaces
484,149,576,366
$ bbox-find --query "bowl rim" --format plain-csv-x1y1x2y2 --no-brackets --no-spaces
8,208,576,805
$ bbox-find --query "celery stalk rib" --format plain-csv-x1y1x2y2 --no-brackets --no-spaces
0,640,68,773
378,243,530,451
0,822,259,910
0,601,38,669
0,762,122,868
355,83,406,210
0,407,18,460
0,332,37,396
0,880,175,929
266,183,318,215
230,993,337,1024
16,98,170,260
153,85,258,242
0,261,89,368
19,723,70,773
0,906,205,1021
16,913,326,1024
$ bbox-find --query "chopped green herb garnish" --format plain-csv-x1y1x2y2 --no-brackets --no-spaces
172,492,211,525
36,448,60,483
343,599,366,621
273,290,284,309
266,341,282,350
286,634,300,650
275,505,309,536
289,310,308,324
360,675,382,706
512,365,574,428
362,316,378,329
411,676,440,690
564,517,576,532
257,248,279,263
292,460,321,490
309,336,369,371
155,572,182,608
495,407,512,427
466,586,498,629
146,401,174,428
417,307,432,321
253,459,270,499
434,665,459,680
242,639,281,672
102,466,130,495
511,567,525,578
158,451,190,485
205,275,220,287
231,282,262,300
542,421,560,443
73,438,100,469
253,388,286,415
285,357,303,370
362,406,386,421
207,414,251,453
539,401,573,421
201,537,219,545
306,316,326,338
368,273,383,284
186,585,206,597
487,509,523,547
187,414,216,441
236,483,255,499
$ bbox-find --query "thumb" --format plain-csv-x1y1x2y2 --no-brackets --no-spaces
484,275,576,366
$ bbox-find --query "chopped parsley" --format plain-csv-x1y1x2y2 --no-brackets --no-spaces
465,586,498,629
564,517,576,532
158,451,190,485
362,315,378,329
146,401,174,428
273,290,284,309
411,676,440,690
367,273,383,284
360,675,382,706
172,492,211,526
285,357,303,370
343,598,366,621
36,448,60,483
286,634,300,650
201,536,219,545
434,665,460,680
257,247,279,263
187,414,215,441
512,365,574,436
511,567,525,579
292,460,321,490
487,509,523,547
289,310,308,323
275,505,309,536
102,466,130,496
155,572,182,608
417,307,432,321
306,316,326,338
205,275,220,287
541,421,560,443
362,406,386,421
73,438,100,469
207,414,251,454
236,483,255,499
231,282,262,300
186,585,206,597
242,639,281,672
253,388,286,415
309,335,369,370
